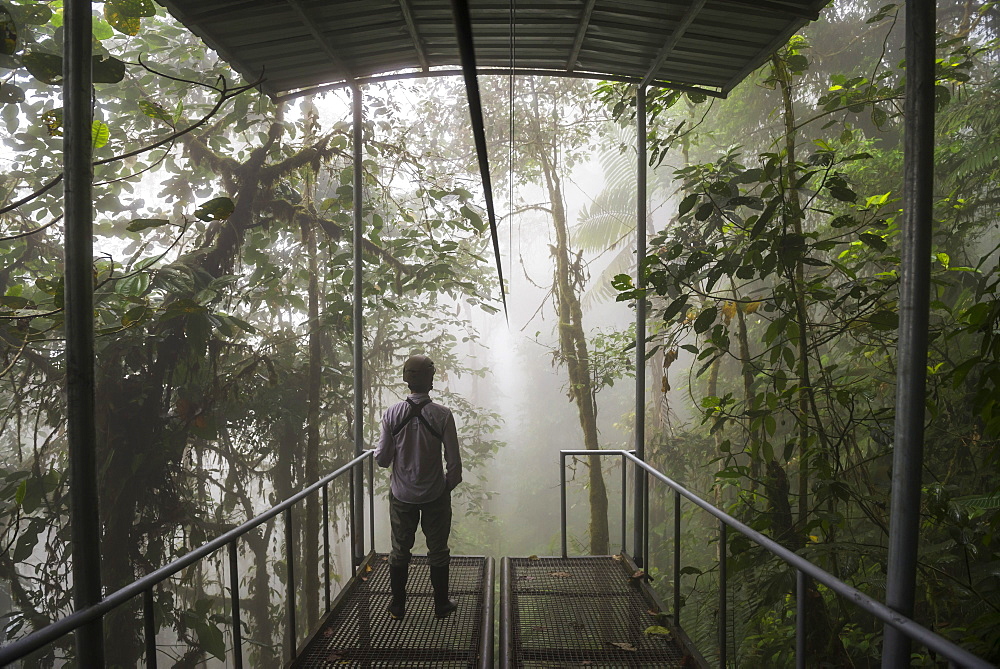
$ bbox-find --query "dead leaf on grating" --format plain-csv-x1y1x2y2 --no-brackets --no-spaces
549,571,572,578
611,554,623,561
381,556,389,561
323,628,334,637
644,625,672,637
326,651,345,661
608,641,637,652
518,575,536,581
528,555,540,560
628,569,652,587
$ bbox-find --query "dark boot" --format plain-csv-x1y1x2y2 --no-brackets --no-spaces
429,565,458,618
388,564,408,620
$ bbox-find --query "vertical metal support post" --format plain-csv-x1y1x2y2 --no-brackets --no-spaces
351,86,366,570
322,484,331,613
478,557,496,669
64,1,104,665
718,520,727,667
284,508,297,662
620,454,627,552
643,481,650,569
368,454,375,550
796,569,806,669
228,542,244,669
143,588,156,669
883,2,935,666
499,557,512,668
633,85,648,567
673,489,681,626
560,453,568,558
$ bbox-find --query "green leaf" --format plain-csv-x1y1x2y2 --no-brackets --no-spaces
22,52,63,84
109,0,156,17
871,106,888,128
19,4,52,25
828,185,857,202
786,54,809,72
117,273,150,298
127,218,170,232
104,2,142,35
195,197,235,221
121,305,149,327
859,233,887,252
867,309,899,330
693,306,717,334
91,121,110,148
0,82,24,103
13,531,35,562
138,99,174,123
678,193,699,216
193,621,226,661
92,55,126,83
695,202,714,221
1,6,16,56
92,18,115,41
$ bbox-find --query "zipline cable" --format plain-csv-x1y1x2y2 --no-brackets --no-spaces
449,0,509,323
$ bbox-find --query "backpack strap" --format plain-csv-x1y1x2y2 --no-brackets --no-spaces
391,399,444,441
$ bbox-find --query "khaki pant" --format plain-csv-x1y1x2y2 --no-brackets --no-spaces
389,489,452,568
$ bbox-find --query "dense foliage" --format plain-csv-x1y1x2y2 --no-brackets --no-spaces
0,2,501,665
604,1,1000,665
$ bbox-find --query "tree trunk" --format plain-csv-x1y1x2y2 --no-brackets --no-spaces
528,82,610,554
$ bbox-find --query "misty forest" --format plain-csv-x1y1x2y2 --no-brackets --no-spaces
0,0,999,666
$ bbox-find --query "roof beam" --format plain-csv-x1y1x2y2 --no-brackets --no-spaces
449,0,509,320
714,0,820,21
398,0,430,71
566,0,597,72
640,0,707,88
285,0,356,82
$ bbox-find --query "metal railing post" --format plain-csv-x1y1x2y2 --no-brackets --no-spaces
560,453,568,558
479,558,496,669
322,484,331,613
719,520,727,667
796,569,806,669
499,557,511,668
673,488,681,626
228,541,244,669
620,453,627,553
284,508,297,662
368,453,376,551
143,588,156,669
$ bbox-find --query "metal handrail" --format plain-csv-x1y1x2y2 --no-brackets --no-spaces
558,449,994,669
0,450,377,666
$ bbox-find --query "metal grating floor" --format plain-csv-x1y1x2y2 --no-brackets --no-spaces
503,556,696,668
293,554,490,668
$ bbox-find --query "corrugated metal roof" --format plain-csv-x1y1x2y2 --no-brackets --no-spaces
157,0,829,99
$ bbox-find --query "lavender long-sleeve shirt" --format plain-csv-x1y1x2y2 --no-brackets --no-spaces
374,392,462,504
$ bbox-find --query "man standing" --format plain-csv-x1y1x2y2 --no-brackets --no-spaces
374,354,462,620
